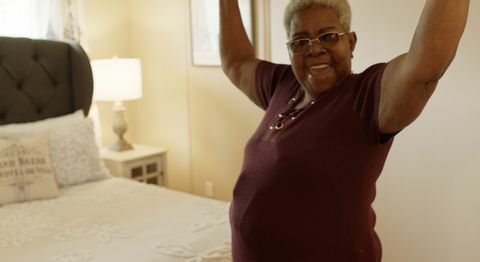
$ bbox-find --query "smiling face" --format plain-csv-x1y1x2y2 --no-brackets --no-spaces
288,6,356,97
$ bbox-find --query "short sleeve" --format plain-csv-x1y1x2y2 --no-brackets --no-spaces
255,61,294,110
353,63,395,144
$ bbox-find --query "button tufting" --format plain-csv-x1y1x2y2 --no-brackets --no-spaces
0,112,5,120
36,107,43,114
33,53,39,61
17,81,22,90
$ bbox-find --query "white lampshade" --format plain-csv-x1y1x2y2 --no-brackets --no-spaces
91,58,143,101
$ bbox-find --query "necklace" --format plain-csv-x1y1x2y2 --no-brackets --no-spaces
269,91,317,131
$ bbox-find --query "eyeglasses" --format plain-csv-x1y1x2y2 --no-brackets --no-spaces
286,32,346,54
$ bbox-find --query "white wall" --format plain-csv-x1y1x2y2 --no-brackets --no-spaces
270,0,480,261
354,1,480,262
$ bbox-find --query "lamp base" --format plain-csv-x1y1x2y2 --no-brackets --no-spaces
109,138,133,151
109,101,133,152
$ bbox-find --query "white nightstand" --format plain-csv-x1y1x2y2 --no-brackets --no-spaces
100,144,167,186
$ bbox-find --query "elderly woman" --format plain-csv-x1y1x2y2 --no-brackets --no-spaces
220,0,469,261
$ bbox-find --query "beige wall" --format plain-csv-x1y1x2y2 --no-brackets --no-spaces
84,0,135,151
84,0,266,197
85,0,480,261
125,0,193,192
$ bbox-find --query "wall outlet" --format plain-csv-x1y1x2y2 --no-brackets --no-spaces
205,181,214,198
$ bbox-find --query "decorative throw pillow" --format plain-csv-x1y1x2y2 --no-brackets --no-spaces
48,117,111,187
0,133,60,205
0,111,111,187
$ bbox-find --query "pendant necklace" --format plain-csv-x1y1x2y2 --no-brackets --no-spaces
269,89,317,131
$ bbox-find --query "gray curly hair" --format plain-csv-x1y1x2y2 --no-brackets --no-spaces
284,0,352,36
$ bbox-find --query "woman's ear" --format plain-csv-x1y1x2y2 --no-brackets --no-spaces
348,32,357,55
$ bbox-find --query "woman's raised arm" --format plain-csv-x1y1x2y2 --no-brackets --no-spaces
220,0,262,106
379,0,470,133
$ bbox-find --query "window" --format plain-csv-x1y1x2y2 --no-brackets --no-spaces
0,0,86,47
0,0,60,39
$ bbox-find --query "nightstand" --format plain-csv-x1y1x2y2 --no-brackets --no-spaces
100,144,167,186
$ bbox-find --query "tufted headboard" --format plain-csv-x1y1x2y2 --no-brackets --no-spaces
0,37,93,125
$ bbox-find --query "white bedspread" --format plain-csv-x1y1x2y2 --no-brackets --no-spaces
0,177,232,262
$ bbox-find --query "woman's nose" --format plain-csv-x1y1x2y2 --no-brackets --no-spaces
307,40,327,55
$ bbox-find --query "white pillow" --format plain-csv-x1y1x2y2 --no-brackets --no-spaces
0,133,60,205
0,111,111,187
0,110,84,132
48,117,111,186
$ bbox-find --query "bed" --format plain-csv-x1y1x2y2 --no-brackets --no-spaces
0,37,231,262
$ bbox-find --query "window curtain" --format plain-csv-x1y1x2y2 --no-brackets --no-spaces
59,0,88,49
0,0,88,49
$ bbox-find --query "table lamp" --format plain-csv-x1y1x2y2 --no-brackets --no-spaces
91,58,142,151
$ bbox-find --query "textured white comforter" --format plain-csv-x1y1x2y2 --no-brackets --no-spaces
0,177,231,262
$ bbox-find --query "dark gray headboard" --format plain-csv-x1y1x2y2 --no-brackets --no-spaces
0,37,93,125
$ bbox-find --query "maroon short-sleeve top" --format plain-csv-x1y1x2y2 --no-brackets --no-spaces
230,61,394,262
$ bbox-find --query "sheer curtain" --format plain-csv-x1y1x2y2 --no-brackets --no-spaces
0,0,87,48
